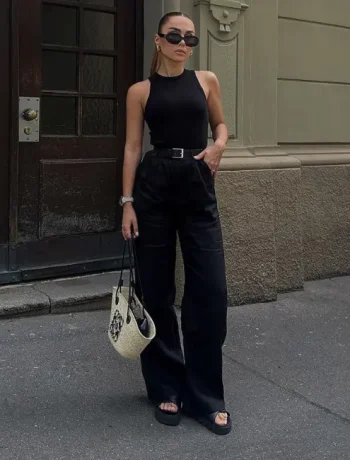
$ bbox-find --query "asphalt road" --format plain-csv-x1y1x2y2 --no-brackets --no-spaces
1,277,349,460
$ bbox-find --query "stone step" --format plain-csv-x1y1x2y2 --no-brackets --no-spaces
0,271,130,318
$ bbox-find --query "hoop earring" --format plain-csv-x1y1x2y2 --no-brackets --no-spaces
190,50,193,57
156,45,160,52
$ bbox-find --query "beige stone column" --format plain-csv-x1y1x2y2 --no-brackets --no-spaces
192,0,247,154
173,0,304,307
239,0,304,295
242,0,277,150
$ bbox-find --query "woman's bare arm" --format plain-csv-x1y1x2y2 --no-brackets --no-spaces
206,72,228,148
194,72,228,176
122,82,146,199
121,80,149,239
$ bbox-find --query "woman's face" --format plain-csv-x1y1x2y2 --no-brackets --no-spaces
155,16,196,63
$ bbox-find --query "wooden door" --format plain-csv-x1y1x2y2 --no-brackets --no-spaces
0,0,11,282
8,0,143,282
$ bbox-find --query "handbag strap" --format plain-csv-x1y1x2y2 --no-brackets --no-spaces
117,235,146,322
117,240,128,290
129,235,145,306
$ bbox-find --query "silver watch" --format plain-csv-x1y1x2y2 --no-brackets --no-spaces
119,196,134,206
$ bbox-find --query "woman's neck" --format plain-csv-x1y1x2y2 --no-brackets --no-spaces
157,58,185,77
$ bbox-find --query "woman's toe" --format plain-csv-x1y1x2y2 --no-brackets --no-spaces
168,403,178,413
159,402,178,413
215,412,228,426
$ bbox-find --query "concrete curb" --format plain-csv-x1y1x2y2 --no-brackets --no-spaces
0,271,128,319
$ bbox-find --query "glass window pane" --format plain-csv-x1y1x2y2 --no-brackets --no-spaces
82,0,115,6
42,5,77,46
82,55,114,93
42,97,77,135
82,99,114,135
43,51,77,91
82,11,115,50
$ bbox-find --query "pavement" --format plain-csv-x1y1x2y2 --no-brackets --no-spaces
0,271,123,318
0,276,350,460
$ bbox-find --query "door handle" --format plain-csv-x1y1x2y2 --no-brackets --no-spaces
22,108,39,121
19,97,40,142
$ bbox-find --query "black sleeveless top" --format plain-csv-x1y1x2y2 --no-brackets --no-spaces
144,70,209,149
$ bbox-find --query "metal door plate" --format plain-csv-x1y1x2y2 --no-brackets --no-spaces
19,97,40,142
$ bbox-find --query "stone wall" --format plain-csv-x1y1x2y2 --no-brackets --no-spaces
144,0,350,306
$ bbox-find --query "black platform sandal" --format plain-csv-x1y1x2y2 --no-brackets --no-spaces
154,397,181,426
196,411,232,435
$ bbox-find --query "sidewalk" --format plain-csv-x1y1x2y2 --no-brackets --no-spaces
0,271,122,318
0,276,349,460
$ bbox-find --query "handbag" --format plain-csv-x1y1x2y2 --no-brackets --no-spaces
108,236,156,359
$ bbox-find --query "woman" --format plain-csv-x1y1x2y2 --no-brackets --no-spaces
120,11,230,435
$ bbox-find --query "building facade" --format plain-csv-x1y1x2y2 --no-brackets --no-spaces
1,0,350,305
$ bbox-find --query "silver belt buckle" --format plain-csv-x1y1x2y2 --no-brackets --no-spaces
172,148,184,159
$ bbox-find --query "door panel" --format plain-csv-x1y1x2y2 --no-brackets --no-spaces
11,0,143,279
0,0,10,273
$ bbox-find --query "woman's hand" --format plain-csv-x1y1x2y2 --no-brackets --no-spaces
194,139,226,179
122,203,139,240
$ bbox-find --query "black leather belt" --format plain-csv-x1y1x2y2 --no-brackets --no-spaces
148,148,203,159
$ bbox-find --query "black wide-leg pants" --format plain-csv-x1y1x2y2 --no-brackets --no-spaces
133,152,228,416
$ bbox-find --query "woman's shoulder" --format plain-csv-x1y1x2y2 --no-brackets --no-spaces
127,79,151,111
127,79,151,99
194,71,220,98
195,70,219,84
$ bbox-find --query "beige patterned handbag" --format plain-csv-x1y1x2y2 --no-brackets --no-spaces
108,237,156,359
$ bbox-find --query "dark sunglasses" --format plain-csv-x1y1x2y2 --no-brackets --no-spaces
158,32,199,48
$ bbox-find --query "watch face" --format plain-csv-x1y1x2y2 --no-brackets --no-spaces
119,197,133,206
